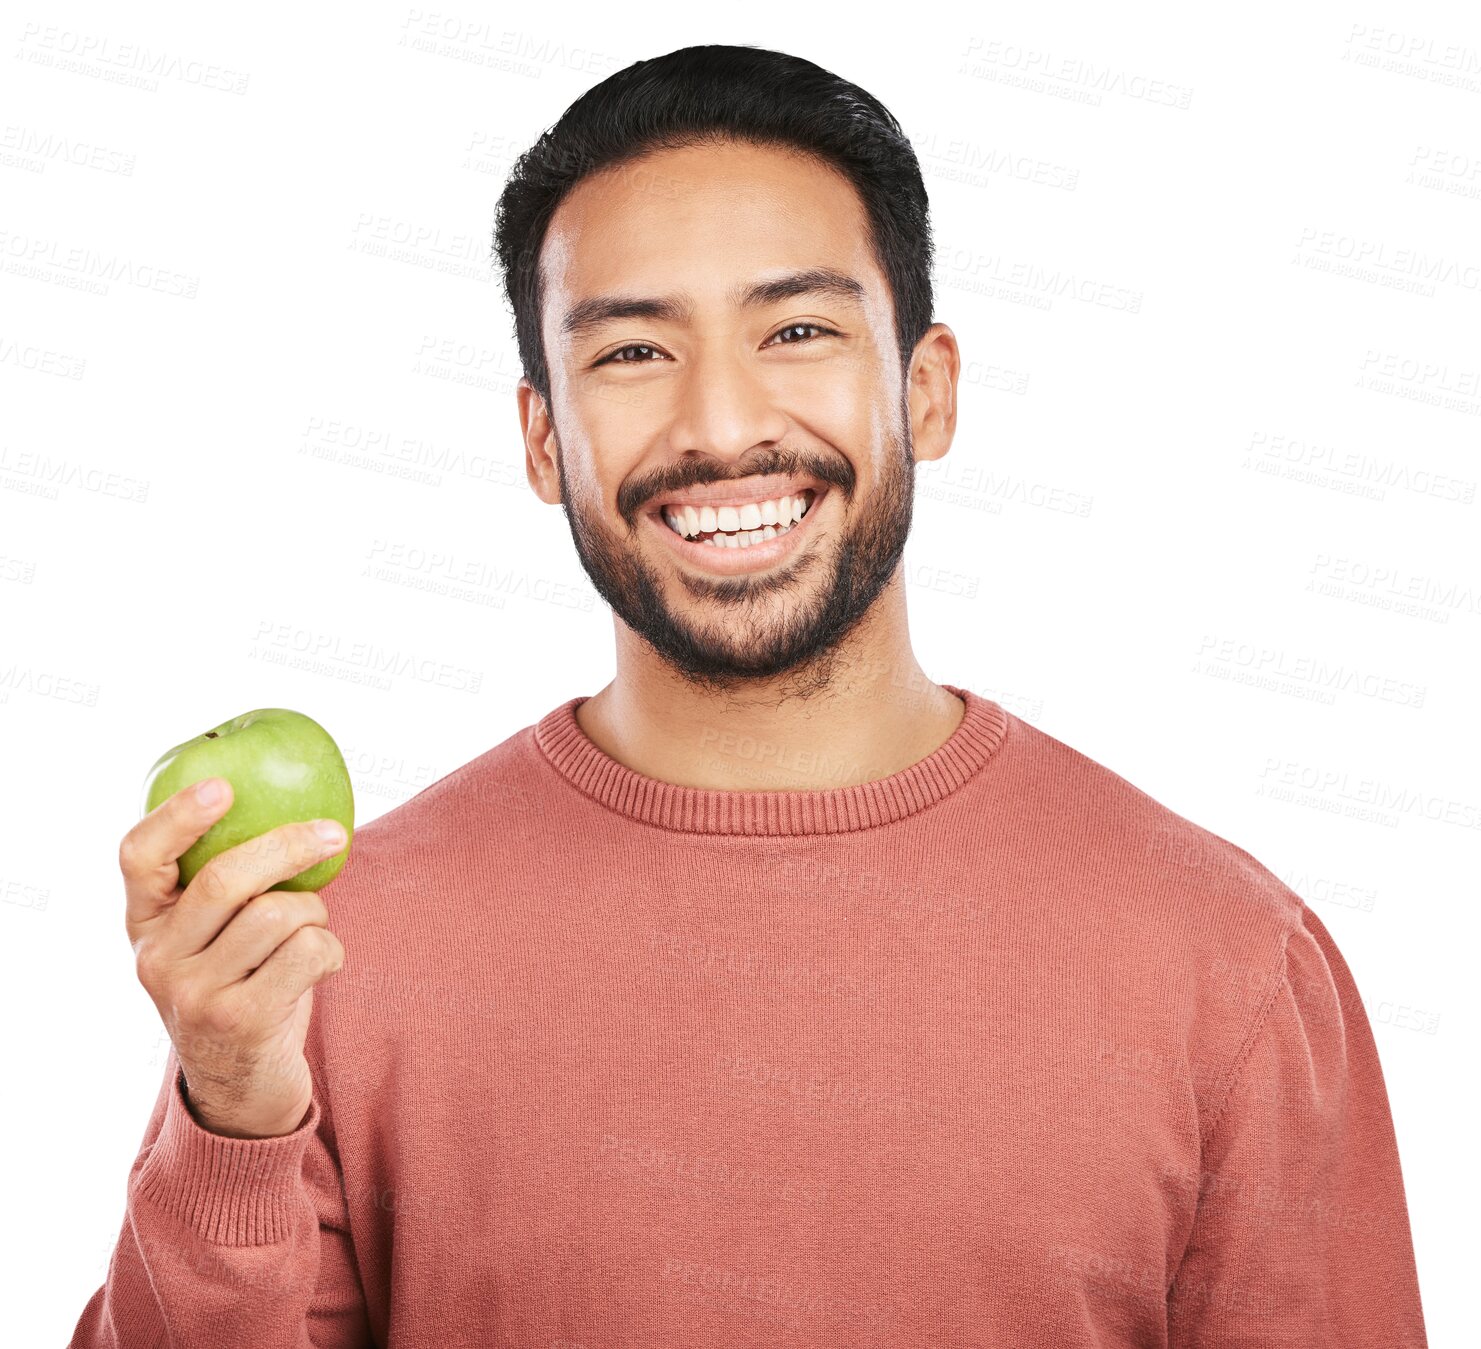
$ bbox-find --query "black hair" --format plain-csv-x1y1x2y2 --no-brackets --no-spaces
491,44,935,409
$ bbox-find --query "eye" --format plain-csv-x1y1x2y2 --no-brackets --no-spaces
765,322,841,348
596,342,665,367
591,323,842,368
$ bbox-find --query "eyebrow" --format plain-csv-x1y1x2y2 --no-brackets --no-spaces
558,267,868,344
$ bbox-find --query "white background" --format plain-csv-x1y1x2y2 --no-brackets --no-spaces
2,1,1474,1342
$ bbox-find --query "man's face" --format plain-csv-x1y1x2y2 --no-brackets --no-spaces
532,138,919,695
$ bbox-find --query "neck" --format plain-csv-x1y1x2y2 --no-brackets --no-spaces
574,578,965,792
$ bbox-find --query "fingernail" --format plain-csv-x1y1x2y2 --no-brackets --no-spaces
196,779,224,806
314,820,346,846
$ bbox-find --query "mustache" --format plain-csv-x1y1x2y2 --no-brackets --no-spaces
620,456,855,521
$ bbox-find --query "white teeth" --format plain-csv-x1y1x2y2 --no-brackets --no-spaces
718,522,785,549
661,490,816,542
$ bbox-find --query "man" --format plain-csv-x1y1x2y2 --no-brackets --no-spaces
75,44,1428,1347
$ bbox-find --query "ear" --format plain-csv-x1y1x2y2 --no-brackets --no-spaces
517,377,561,505
906,324,959,466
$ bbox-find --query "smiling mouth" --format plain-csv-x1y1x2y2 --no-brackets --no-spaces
651,487,821,549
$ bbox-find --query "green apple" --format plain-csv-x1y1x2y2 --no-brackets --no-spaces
142,708,354,892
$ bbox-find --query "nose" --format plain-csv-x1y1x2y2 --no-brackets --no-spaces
664,336,791,467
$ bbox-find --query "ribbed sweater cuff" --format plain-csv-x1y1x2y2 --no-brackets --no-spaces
132,1067,320,1246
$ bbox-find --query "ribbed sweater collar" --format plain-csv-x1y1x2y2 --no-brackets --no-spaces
532,683,1009,837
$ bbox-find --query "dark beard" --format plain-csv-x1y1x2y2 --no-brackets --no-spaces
553,399,915,698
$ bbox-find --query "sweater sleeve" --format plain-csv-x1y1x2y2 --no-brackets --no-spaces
67,1045,371,1348
1167,903,1428,1346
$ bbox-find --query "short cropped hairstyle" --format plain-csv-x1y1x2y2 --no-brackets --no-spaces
492,43,936,409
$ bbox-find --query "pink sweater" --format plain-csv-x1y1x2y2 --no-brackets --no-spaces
71,685,1428,1346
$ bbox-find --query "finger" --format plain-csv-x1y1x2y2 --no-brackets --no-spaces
243,924,345,1011
122,778,235,933
162,819,347,960
194,889,330,987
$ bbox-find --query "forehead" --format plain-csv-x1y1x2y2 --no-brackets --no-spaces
539,140,883,327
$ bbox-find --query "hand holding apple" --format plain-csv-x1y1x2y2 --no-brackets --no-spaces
124,706,356,1138
141,707,354,891
121,780,351,1139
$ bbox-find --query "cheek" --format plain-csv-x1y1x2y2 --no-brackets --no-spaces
779,352,881,436
557,444,603,506
563,393,658,506
550,432,630,527
572,371,659,430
